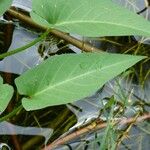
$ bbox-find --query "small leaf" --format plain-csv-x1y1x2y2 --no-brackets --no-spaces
0,76,14,113
0,0,12,16
31,0,150,37
15,53,145,111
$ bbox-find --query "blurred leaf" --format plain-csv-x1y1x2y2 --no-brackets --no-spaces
0,0,12,16
0,76,14,113
15,53,145,110
104,96,115,110
31,0,150,37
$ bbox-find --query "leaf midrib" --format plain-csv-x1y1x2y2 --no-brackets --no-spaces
33,59,134,97
55,20,150,35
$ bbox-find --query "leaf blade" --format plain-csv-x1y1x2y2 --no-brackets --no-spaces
0,0,12,16
0,76,14,113
15,53,145,110
31,0,150,37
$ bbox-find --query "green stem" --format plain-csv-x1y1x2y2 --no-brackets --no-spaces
0,105,23,122
0,29,51,59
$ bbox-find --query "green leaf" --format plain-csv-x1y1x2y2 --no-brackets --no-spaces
0,76,14,113
0,0,12,16
31,0,150,37
15,53,145,111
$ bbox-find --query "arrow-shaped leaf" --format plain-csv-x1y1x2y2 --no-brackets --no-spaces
31,0,150,37
15,53,145,111
0,76,14,113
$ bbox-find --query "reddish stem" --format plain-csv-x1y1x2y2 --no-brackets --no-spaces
43,113,150,150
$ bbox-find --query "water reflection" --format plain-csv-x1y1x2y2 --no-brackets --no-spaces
0,28,41,75
0,121,53,149
12,0,32,12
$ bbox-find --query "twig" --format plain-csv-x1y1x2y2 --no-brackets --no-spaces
0,105,23,122
0,29,50,59
7,9,102,53
43,113,150,150
116,112,140,148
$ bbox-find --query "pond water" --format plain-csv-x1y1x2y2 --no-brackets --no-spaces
0,0,150,150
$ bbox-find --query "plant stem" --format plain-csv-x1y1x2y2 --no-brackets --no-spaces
7,9,101,53
0,105,23,122
0,29,50,59
42,113,150,150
